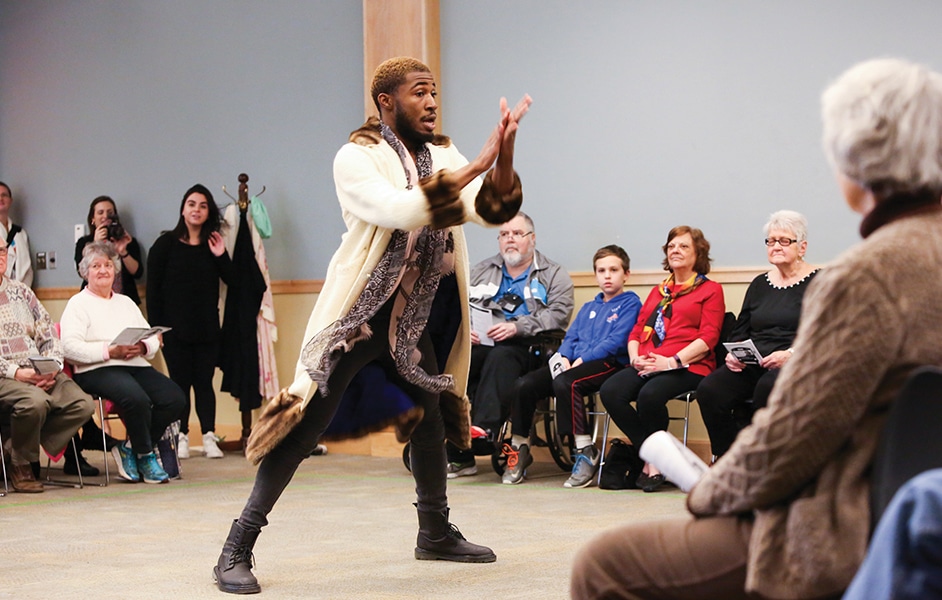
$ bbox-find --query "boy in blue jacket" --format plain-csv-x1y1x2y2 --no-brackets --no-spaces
502,245,641,488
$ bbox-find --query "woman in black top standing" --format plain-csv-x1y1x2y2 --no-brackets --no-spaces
147,183,233,460
75,195,144,305
696,210,819,458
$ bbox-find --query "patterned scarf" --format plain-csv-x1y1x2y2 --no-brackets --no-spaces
299,122,455,396
641,272,706,347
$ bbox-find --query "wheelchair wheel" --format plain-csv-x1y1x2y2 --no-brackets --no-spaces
402,442,412,472
543,403,575,471
490,433,513,476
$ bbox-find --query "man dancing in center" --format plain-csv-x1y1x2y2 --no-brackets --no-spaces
213,57,531,594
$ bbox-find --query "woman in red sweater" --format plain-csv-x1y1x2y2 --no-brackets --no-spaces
598,225,725,492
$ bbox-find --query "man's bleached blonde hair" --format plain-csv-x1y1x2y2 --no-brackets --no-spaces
370,57,432,112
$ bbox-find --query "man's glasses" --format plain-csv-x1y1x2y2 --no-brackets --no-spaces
765,238,798,247
498,230,533,241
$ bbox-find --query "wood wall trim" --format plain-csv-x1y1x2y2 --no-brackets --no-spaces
362,0,441,121
33,267,765,302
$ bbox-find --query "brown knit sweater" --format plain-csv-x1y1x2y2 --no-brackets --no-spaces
687,207,942,599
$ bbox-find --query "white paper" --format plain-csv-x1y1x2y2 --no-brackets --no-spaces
111,326,171,346
470,304,497,347
639,430,709,492
723,339,764,365
548,352,566,379
28,356,60,375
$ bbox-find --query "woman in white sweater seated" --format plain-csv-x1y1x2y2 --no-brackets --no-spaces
60,241,186,484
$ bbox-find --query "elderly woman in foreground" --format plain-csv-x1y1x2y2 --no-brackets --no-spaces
572,57,942,600
696,210,819,458
60,242,186,484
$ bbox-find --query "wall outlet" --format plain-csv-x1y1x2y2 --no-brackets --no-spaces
48,251,56,269
36,251,46,270
74,223,86,243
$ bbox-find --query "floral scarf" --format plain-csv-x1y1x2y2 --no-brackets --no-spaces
641,272,706,347
298,122,455,396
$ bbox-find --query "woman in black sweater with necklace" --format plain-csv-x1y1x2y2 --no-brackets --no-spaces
147,183,233,460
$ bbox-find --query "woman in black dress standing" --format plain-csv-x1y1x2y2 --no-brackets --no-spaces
147,183,233,459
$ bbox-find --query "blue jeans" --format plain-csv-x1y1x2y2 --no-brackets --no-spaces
844,469,942,599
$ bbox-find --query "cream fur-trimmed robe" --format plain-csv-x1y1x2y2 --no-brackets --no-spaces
246,118,521,464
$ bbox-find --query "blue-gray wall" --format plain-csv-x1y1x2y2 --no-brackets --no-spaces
2,1,942,286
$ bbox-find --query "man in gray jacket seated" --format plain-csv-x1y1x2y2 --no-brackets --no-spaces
447,212,574,477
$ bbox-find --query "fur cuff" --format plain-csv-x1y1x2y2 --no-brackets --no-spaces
441,390,472,450
245,389,306,465
475,170,523,225
420,170,465,230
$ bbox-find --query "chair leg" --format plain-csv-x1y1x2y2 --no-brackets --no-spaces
0,430,8,497
596,413,611,486
682,393,692,447
42,438,83,489
96,397,111,486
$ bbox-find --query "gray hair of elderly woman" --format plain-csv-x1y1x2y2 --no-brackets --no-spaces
78,241,122,280
763,210,808,242
821,57,942,197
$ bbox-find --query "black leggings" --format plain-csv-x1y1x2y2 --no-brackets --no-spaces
599,367,704,447
238,303,448,531
161,339,218,435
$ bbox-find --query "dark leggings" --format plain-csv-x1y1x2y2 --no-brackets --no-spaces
599,367,704,447
74,366,187,455
238,303,448,531
161,339,218,435
696,365,779,457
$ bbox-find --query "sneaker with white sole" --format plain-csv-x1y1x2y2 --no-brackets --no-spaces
564,445,600,488
501,443,532,485
111,441,141,482
137,452,170,484
203,431,224,458
446,460,478,479
177,433,190,459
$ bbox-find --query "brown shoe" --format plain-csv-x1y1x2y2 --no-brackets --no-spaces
11,463,43,493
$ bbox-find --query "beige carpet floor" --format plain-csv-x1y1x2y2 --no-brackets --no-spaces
0,448,689,599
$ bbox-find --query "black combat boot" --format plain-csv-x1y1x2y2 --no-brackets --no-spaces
414,506,497,563
213,520,262,594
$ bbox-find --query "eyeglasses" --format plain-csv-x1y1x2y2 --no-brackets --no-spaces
0,248,8,256
498,230,533,241
765,238,798,247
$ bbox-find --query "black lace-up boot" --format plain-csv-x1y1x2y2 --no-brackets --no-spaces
213,520,262,594
414,506,496,563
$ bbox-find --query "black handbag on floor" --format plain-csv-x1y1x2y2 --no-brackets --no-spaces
599,439,642,490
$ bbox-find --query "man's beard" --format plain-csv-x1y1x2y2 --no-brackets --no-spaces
395,107,435,148
502,249,530,268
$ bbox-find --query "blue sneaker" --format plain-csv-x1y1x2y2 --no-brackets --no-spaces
137,452,169,484
564,445,600,488
111,441,140,482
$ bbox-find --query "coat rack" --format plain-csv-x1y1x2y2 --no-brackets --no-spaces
222,172,266,214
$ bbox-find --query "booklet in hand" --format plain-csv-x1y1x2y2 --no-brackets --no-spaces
111,326,171,346
722,339,764,365
28,356,60,375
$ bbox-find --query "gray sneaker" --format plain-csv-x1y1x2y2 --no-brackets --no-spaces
501,443,532,485
564,445,600,488
446,460,478,479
